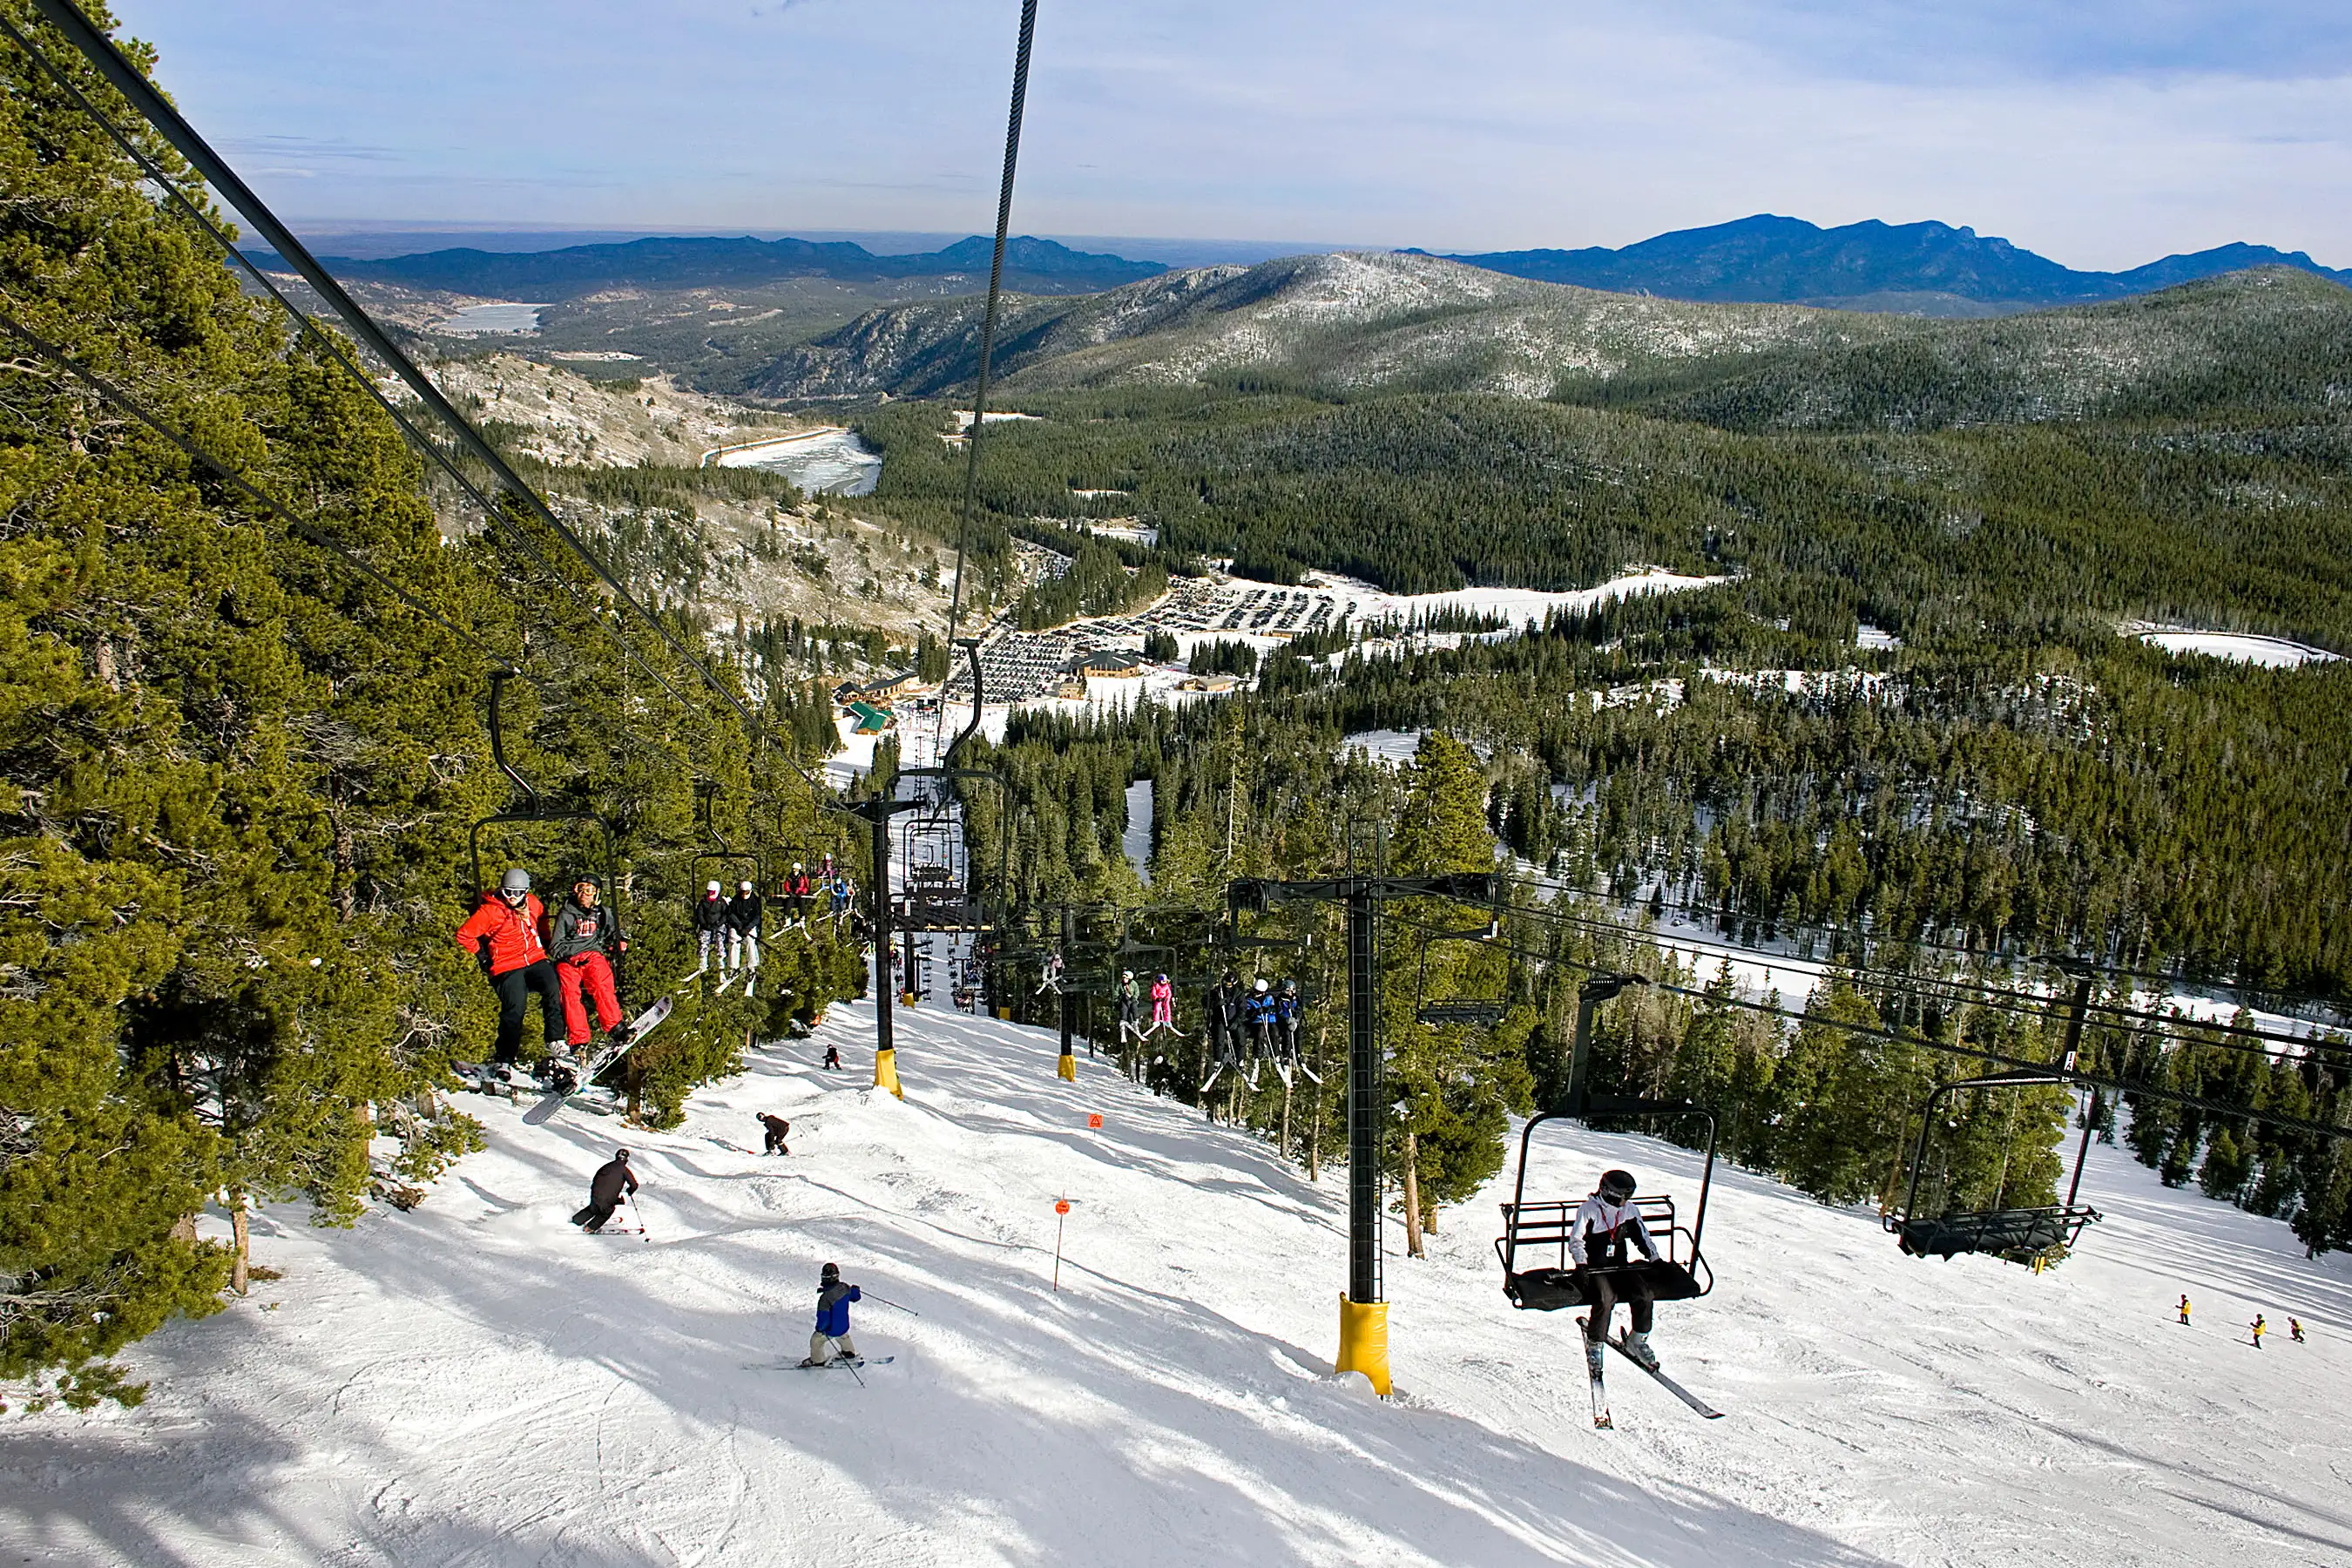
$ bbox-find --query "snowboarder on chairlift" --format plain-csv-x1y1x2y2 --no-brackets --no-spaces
758,1112,791,1155
456,868,566,1072
1572,1168,1663,1372
547,875,632,1069
693,881,727,977
802,1261,863,1367
571,1147,639,1233
727,879,764,996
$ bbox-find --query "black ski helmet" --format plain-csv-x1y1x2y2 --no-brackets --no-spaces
615,1148,631,1163
821,1261,841,1283
1598,1168,1636,1203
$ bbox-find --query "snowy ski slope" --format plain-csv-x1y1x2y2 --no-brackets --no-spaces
6,1003,2350,1566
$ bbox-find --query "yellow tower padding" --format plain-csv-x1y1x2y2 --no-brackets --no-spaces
874,1045,904,1100
1335,1294,1390,1396
1057,1051,1077,1082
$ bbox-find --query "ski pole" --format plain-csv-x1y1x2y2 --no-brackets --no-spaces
862,1292,920,1316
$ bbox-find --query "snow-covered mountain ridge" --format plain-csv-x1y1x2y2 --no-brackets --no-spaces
8,1003,2349,1565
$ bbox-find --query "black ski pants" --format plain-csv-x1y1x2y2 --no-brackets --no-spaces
493,959,565,1063
571,1200,618,1233
1582,1268,1655,1342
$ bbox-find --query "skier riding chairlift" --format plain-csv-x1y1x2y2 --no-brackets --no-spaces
455,867,566,1080
691,880,727,979
1572,1168,1664,1374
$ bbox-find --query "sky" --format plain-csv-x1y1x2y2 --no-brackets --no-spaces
105,0,2352,270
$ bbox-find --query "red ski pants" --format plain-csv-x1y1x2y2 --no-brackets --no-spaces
558,953,622,1045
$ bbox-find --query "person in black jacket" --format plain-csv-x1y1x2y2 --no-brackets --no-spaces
693,881,727,977
727,879,764,996
548,876,630,1058
757,1112,791,1155
571,1148,639,1233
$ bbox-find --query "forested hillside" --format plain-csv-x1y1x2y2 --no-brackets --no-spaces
0,4,863,1407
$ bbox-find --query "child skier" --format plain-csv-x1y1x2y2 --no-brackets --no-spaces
693,881,727,976
1572,1168,1663,1373
822,1043,843,1071
1150,972,1176,1033
547,875,631,1067
727,879,763,996
2290,1317,2306,1343
571,1148,638,1234
2178,1294,2193,1326
2252,1314,2268,1348
783,862,814,927
455,868,564,1071
758,1112,791,1155
802,1262,862,1366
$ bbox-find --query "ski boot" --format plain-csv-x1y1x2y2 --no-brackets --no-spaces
1622,1330,1659,1372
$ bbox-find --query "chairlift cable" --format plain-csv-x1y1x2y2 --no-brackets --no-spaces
0,11,706,717
1489,872,2352,1064
935,0,1041,764
28,0,828,807
0,305,504,661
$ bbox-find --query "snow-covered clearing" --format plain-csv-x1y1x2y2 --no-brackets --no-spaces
1307,567,1727,632
2124,624,2344,669
10,1004,2349,1566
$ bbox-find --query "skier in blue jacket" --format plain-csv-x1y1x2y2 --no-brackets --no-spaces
802,1261,863,1366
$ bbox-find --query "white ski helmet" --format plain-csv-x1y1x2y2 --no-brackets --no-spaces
1255,978,1270,993
740,879,754,891
706,881,721,893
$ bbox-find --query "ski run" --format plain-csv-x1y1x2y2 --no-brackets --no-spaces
7,1001,2350,1567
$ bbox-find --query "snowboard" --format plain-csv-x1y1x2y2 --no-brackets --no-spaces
523,994,673,1125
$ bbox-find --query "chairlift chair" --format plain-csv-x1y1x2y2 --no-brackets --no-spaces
1413,921,1508,1028
1883,1071,2101,1267
1494,974,1715,1313
466,670,623,926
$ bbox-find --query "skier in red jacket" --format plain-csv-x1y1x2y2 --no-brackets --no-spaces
455,868,565,1068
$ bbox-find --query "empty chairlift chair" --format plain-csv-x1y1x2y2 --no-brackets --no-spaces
1883,1071,2101,1267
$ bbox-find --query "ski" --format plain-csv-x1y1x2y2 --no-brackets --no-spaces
524,994,673,1125
737,1355,895,1371
1607,1332,1724,1419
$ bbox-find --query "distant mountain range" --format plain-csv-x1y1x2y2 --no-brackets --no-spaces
245,233,1169,300
255,214,2351,327
748,252,2352,433
1429,215,2352,317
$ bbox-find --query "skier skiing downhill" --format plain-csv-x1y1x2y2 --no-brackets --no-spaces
802,1262,862,1366
727,879,763,996
547,875,631,1065
455,868,565,1072
571,1148,639,1233
1572,1168,1663,1372
2291,1317,2306,1343
693,881,727,977
2252,1315,2268,1348
757,1112,791,1155
2179,1294,2193,1326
